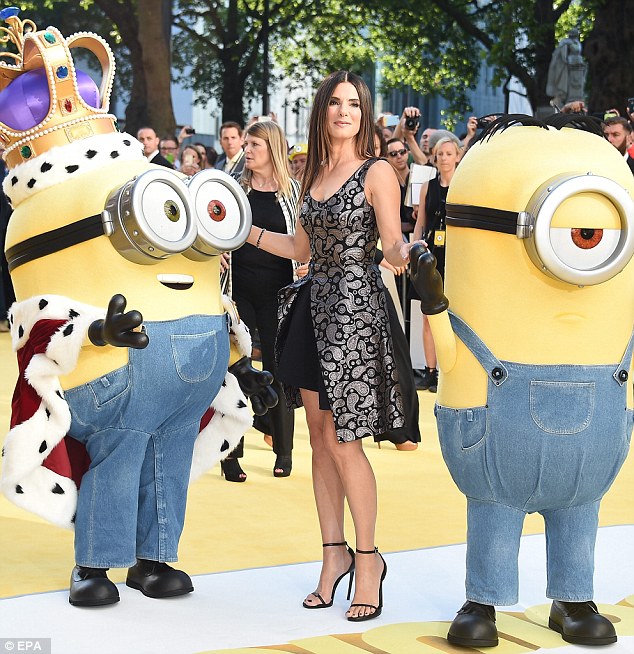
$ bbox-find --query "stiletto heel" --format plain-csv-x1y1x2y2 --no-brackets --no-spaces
303,542,355,609
347,547,387,622
220,457,247,482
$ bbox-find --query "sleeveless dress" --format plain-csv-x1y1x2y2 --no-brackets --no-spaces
276,159,405,442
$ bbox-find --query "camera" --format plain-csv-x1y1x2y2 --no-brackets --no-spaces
185,127,195,135
603,111,618,121
476,113,503,129
405,116,419,131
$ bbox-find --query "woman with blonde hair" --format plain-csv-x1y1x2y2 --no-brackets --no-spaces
223,119,302,481
412,134,461,392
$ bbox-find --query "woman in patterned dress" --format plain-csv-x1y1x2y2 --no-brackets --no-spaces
245,71,422,621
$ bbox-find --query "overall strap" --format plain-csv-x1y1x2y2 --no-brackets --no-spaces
613,323,634,387
448,311,509,386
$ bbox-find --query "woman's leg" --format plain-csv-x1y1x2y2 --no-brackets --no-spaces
301,389,351,606
301,389,385,618
422,315,437,369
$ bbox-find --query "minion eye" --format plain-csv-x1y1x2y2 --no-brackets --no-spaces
164,200,181,222
549,227,622,272
103,169,197,264
141,179,189,241
521,174,634,285
571,228,602,249
183,170,252,260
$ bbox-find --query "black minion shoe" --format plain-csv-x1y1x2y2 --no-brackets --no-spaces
549,600,617,646
447,600,498,647
69,565,120,607
126,559,193,598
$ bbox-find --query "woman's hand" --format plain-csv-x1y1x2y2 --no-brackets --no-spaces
180,161,200,177
399,239,427,264
380,258,406,275
220,252,231,273
295,262,310,278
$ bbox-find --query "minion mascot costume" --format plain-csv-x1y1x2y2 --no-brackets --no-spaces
410,114,634,647
0,9,276,607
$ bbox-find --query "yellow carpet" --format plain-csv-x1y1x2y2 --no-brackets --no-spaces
1,329,632,598
1,330,634,654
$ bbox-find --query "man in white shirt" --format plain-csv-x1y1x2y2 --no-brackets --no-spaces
137,126,174,169
214,122,245,174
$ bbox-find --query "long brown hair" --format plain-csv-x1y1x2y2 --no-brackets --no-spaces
240,120,292,198
300,71,375,203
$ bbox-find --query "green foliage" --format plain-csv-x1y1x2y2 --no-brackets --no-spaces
7,0,602,122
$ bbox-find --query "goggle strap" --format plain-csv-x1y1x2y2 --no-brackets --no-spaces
6,213,103,272
445,203,518,235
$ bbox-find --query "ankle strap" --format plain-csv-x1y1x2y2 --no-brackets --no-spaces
355,547,378,554
322,541,347,548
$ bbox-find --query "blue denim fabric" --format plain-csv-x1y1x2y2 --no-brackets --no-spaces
65,314,229,568
436,312,634,605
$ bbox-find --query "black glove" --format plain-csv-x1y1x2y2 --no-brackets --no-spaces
88,294,149,349
229,356,278,416
409,243,449,315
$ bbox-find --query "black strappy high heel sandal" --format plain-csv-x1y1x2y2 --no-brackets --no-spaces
303,542,355,609
347,547,387,622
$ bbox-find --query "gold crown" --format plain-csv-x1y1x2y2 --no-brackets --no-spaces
0,8,118,169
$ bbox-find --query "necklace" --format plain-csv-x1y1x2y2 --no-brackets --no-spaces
251,175,277,191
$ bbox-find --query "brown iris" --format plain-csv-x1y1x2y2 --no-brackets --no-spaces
571,228,603,249
207,200,226,222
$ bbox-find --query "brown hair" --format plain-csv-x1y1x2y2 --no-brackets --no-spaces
300,71,375,202
374,125,388,157
219,121,243,138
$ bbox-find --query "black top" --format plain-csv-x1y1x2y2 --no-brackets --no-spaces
232,189,293,291
425,176,449,236
399,174,415,234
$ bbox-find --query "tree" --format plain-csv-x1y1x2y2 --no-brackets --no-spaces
172,0,343,125
8,0,175,136
91,0,176,135
272,0,595,121
584,0,634,115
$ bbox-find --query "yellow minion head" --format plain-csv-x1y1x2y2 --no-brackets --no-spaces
433,115,634,408
1,10,251,388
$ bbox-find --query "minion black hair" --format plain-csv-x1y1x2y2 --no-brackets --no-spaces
471,113,604,149
543,113,604,136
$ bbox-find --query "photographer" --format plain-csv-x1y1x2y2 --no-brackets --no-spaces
393,107,428,164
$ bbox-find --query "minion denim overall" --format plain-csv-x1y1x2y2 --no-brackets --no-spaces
436,312,634,606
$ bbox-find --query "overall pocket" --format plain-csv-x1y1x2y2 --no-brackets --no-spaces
529,381,594,434
171,329,219,383
435,405,492,500
87,365,131,408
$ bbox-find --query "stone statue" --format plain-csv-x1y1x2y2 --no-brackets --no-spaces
546,28,587,107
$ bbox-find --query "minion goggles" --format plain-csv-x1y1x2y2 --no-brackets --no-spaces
6,168,252,272
446,173,634,286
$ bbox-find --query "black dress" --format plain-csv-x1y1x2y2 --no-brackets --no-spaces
276,159,405,442
423,176,448,278
232,189,295,457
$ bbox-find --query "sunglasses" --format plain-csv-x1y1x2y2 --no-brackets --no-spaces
388,148,408,158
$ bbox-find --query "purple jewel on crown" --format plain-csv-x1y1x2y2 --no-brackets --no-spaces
0,7,117,169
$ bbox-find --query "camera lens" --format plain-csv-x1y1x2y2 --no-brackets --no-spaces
405,117,419,130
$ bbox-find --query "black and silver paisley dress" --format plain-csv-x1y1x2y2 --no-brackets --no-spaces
276,159,405,442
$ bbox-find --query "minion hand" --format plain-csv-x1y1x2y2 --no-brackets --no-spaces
88,294,149,349
409,243,449,315
229,356,278,415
